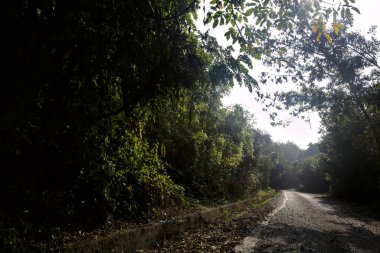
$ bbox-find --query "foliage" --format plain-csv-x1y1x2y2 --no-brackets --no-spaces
1,0,373,251
0,1,288,251
146,83,263,199
260,17,379,199
269,142,300,189
253,130,279,188
319,85,380,200
2,0,209,225
202,0,357,55
269,142,328,193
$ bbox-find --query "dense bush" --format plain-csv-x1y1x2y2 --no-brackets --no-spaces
1,4,275,252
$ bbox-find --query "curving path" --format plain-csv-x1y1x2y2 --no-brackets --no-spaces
235,190,380,253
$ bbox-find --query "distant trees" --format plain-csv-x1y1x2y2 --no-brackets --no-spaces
253,130,279,188
260,12,380,200
268,142,328,193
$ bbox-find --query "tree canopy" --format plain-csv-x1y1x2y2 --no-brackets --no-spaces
2,1,379,252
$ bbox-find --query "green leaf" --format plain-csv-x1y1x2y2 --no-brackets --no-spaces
245,27,251,36
220,17,225,26
210,0,217,4
345,8,351,17
226,15,231,24
253,51,261,60
266,20,272,29
245,8,255,16
256,17,262,25
225,31,231,40
351,7,360,14
213,19,219,28
238,55,253,68
240,45,247,52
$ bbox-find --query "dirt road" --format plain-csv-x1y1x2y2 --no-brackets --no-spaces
235,190,380,253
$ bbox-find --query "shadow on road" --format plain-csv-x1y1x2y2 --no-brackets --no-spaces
254,221,380,253
314,195,380,222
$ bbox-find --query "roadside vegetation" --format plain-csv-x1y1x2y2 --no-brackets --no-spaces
1,0,379,252
265,25,380,201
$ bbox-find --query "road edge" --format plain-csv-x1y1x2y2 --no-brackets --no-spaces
61,191,277,253
234,190,288,253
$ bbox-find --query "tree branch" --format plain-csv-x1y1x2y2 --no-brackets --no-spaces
347,45,380,71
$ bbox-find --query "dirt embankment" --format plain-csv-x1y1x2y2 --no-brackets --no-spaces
137,192,278,253
63,190,278,253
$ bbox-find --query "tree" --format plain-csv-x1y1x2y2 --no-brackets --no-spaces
261,22,380,146
0,0,366,251
253,130,279,188
203,0,357,53
0,0,244,229
318,87,380,200
259,15,380,200
269,142,302,189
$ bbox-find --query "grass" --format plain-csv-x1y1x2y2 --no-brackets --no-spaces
223,189,279,221
257,188,276,197
251,197,273,209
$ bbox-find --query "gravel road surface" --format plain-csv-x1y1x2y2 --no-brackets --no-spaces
235,190,380,253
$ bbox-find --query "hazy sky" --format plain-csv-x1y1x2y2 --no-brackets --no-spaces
204,0,380,149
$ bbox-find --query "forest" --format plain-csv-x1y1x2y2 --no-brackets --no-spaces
1,0,379,252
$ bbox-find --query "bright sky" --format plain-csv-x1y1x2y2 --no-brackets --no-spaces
198,0,380,149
